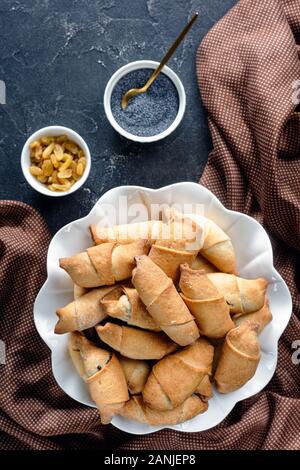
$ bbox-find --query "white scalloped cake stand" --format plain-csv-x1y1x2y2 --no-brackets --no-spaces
34,183,292,435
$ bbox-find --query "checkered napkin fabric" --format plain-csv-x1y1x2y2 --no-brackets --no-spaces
197,0,300,449
1,0,299,450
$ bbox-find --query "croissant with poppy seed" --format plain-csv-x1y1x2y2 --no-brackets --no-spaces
165,208,236,274
215,322,261,393
96,322,177,360
179,264,234,338
120,394,208,426
179,264,268,315
132,255,199,346
55,285,115,334
59,240,149,288
142,338,214,411
100,285,159,331
90,220,165,245
68,332,128,424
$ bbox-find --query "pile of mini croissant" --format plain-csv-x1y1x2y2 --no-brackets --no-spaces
55,208,271,426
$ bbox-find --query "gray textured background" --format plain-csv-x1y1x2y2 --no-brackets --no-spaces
0,0,236,234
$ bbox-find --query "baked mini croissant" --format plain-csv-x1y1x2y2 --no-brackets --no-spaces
165,209,236,273
180,264,268,314
96,323,177,360
132,255,199,346
120,394,208,426
90,215,203,250
199,217,236,273
148,212,204,281
119,357,151,394
233,297,272,333
142,338,214,411
160,208,204,250
68,332,129,423
59,240,149,288
148,244,196,282
214,322,261,393
90,220,165,245
100,285,159,331
179,264,234,338
90,210,204,282
55,286,115,334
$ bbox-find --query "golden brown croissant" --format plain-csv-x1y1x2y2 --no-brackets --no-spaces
200,217,236,273
90,211,203,282
90,220,165,245
233,297,272,333
142,338,214,411
90,216,203,249
161,208,204,249
148,243,196,282
90,208,235,273
180,264,268,314
119,357,151,394
132,255,200,346
180,293,234,339
100,285,159,331
96,322,177,360
165,209,236,273
120,394,208,425
147,211,204,281
179,264,234,338
55,286,115,334
59,240,149,288
68,332,129,423
214,322,261,393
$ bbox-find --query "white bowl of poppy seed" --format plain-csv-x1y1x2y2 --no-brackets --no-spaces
104,60,186,143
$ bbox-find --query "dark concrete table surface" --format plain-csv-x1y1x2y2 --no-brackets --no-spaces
0,0,236,235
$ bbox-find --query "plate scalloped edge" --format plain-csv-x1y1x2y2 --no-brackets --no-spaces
34,182,293,435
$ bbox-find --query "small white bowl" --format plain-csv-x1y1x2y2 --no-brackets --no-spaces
21,126,91,197
104,60,186,143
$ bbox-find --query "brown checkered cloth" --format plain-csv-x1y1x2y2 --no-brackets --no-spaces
1,0,300,450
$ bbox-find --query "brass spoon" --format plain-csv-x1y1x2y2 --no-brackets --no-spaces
121,12,199,110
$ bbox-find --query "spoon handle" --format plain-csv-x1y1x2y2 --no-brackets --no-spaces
145,12,199,90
